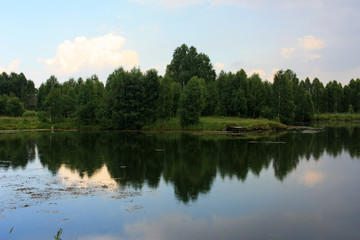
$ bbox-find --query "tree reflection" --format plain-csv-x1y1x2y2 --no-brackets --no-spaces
0,127,359,203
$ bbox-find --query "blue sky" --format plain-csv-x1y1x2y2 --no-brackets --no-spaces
0,0,359,87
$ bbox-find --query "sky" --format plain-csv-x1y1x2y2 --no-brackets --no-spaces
0,0,359,87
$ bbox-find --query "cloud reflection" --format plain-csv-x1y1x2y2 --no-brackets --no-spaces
58,164,118,191
301,171,324,187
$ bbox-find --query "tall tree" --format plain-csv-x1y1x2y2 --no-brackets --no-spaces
311,78,325,113
106,67,145,129
325,80,343,113
77,75,105,125
143,69,160,124
294,82,315,122
44,87,63,123
166,44,216,88
247,73,265,118
273,70,295,124
37,75,59,111
157,76,174,120
179,76,206,126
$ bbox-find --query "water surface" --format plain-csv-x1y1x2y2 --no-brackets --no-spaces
1,128,360,239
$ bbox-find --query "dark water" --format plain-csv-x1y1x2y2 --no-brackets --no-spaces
1,127,360,240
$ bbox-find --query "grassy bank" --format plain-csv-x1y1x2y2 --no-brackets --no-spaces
0,116,286,132
0,117,100,131
143,116,287,131
313,113,360,122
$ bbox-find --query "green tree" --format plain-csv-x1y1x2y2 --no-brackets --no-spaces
273,70,295,124
171,81,182,116
217,71,233,116
143,69,160,124
260,81,274,119
0,94,8,116
166,44,216,88
294,82,314,122
106,67,145,129
6,94,25,117
349,104,355,114
179,76,206,126
247,73,265,118
61,79,77,120
157,76,174,120
325,80,343,113
37,75,59,111
311,78,325,113
202,80,219,116
77,75,104,125
348,78,360,113
44,87,63,123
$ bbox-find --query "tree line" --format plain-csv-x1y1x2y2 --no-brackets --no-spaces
1,44,360,126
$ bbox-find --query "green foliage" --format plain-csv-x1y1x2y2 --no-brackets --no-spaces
166,44,216,87
54,228,63,240
248,73,265,118
143,69,160,124
106,67,146,129
37,111,48,123
273,70,295,124
0,94,7,115
44,87,62,123
157,76,174,120
349,104,354,114
37,75,59,111
325,80,344,113
77,75,105,125
0,72,36,110
179,77,206,126
6,95,25,117
22,110,37,118
311,77,325,113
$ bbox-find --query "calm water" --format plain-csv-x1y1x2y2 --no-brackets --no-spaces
1,127,360,240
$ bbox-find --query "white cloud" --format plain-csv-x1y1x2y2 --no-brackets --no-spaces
44,33,139,76
281,35,325,60
248,69,267,79
298,35,325,51
281,48,295,59
0,59,21,74
215,62,225,70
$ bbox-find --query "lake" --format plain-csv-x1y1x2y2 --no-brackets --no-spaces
1,127,360,240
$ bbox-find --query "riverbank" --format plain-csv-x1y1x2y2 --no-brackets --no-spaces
0,116,286,132
313,113,360,122
143,117,287,131
2,114,360,133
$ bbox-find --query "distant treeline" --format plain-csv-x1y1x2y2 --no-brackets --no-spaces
0,44,359,127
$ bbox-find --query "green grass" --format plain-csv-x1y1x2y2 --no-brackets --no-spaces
143,116,287,131
313,113,360,122
0,116,286,132
0,116,100,131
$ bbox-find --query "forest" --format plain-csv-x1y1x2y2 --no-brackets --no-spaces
0,44,360,128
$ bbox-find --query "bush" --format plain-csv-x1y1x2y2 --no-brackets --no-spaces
37,111,48,122
6,96,25,117
22,110,37,118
